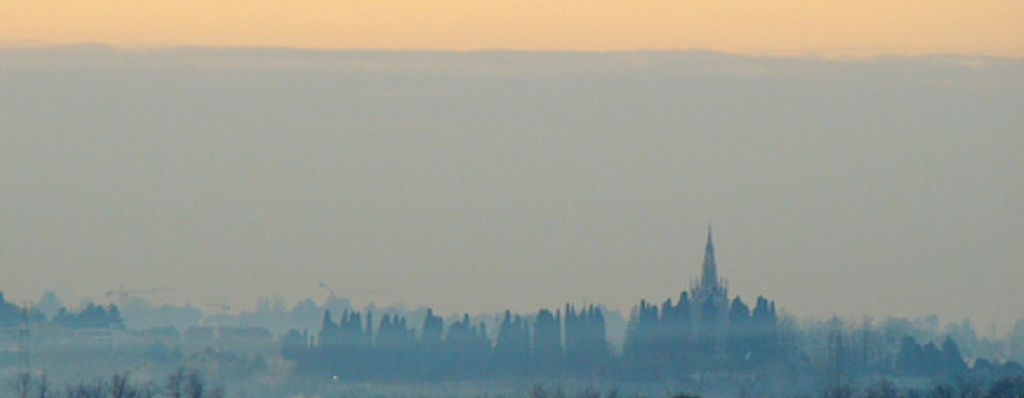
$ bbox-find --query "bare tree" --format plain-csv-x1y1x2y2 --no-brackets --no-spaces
15,369,223,398
184,371,204,398
10,371,33,398
166,367,186,398
136,381,159,398
530,384,549,398
64,379,106,398
36,372,49,398
109,371,131,398
576,387,600,398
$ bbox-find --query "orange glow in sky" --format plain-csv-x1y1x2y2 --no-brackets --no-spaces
2,0,1022,56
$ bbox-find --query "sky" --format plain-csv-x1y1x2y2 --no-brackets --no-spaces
1,1,1023,333
1,1,1023,57
1,48,1022,333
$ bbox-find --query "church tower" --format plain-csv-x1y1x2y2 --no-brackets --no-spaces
700,226,718,291
690,226,728,319
684,225,729,369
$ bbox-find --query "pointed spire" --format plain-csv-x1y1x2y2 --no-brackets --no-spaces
704,224,715,262
701,225,717,289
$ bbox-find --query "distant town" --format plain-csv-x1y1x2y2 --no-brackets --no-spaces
2,231,1023,397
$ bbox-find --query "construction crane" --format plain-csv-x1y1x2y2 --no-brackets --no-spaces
105,283,174,304
318,283,387,300
204,302,232,314
318,282,337,297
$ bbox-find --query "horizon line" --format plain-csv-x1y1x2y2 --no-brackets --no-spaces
2,42,1021,61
